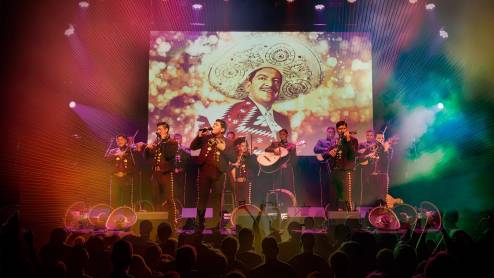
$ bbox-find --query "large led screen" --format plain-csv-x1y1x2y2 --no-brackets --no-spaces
148,32,372,155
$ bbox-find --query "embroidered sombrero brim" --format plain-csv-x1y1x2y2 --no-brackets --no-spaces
208,34,323,101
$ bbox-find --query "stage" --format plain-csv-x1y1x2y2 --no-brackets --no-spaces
1,2,494,277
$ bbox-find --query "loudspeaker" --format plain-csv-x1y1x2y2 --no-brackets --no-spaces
285,207,327,229
326,211,362,230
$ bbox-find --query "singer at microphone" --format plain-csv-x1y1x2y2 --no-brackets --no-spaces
329,120,359,212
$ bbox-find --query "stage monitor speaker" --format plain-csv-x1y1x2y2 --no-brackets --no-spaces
326,211,362,230
285,207,326,229
181,207,213,218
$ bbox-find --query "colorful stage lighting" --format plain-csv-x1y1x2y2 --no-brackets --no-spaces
315,4,325,11
426,3,436,10
192,3,203,10
69,101,77,109
437,102,444,110
64,24,75,37
78,1,89,8
439,28,448,39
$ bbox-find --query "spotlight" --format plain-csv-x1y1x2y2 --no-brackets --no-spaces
64,24,75,37
78,1,89,8
439,28,448,39
425,3,436,10
409,0,418,4
192,3,203,10
69,101,77,109
286,0,295,3
347,0,357,3
436,102,444,110
315,4,325,11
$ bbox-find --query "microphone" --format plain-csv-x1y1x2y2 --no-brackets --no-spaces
339,131,357,135
199,127,213,132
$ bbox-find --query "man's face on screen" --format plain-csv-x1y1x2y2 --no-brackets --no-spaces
247,67,282,107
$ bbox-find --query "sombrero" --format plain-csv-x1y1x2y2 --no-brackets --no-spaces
208,34,323,101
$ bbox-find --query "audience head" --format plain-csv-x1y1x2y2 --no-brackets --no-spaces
238,228,254,249
221,236,239,259
176,245,197,272
157,222,173,241
49,227,68,244
139,220,153,237
301,233,316,252
261,237,279,260
111,240,133,271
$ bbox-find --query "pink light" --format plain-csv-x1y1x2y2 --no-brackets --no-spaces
69,101,77,109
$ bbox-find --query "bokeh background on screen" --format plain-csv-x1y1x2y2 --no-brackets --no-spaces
148,32,372,154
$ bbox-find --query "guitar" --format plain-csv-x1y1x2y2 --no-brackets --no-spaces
257,140,306,166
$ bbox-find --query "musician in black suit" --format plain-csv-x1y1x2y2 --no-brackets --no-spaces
230,137,258,205
145,122,179,229
370,132,394,206
325,121,358,211
357,129,378,206
263,129,298,205
105,134,144,208
190,119,236,228
313,127,337,207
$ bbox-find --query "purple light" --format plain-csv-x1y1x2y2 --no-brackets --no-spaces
192,3,203,10
69,101,77,109
315,4,325,11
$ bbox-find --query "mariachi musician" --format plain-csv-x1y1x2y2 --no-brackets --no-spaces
145,122,179,230
324,121,358,211
357,129,377,206
230,137,258,205
263,128,298,203
369,132,395,206
313,126,338,207
105,134,145,208
190,119,236,229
